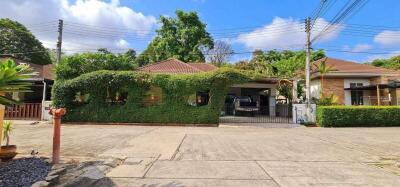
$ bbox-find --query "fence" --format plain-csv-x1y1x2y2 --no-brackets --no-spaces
220,104,292,123
5,103,42,120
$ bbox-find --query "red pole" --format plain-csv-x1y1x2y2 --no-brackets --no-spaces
49,108,66,164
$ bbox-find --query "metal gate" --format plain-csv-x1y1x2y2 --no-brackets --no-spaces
219,104,292,123
5,103,42,120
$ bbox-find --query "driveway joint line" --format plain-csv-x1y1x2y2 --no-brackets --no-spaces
112,176,276,180
170,134,187,161
142,154,161,179
255,160,282,187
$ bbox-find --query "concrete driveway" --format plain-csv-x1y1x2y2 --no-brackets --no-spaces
10,121,400,186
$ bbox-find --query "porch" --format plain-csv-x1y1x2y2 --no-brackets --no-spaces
344,81,400,106
220,79,293,124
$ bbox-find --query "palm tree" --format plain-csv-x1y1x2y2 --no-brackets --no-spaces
0,59,33,105
314,58,334,97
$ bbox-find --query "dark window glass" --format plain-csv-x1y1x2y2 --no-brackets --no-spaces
350,83,363,105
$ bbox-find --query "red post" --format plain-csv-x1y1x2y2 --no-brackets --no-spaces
49,108,66,164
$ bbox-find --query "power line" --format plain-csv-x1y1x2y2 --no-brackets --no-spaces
312,0,369,42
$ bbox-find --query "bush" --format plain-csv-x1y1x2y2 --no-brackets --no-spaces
317,106,400,127
52,68,250,124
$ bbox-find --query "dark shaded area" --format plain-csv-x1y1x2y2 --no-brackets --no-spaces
0,157,51,187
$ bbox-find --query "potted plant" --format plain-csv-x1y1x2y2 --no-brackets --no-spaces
0,121,17,161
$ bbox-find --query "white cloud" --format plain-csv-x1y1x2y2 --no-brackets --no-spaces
0,0,157,53
374,30,400,46
236,17,344,50
343,44,372,52
116,39,129,48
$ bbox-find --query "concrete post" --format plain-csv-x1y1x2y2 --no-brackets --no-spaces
49,108,66,164
0,105,4,147
292,79,298,103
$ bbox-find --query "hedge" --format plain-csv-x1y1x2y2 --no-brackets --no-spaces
52,68,251,124
317,106,400,127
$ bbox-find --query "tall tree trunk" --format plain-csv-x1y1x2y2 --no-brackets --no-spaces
320,75,324,97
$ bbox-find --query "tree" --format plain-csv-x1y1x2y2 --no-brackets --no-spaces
235,49,326,77
97,48,112,54
313,58,334,96
136,10,214,65
205,41,233,67
0,18,51,65
123,49,136,60
56,52,137,80
370,55,400,70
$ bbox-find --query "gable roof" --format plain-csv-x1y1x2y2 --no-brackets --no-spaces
138,58,217,74
312,57,399,76
0,57,54,80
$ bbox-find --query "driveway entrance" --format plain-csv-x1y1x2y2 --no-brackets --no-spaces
11,121,400,186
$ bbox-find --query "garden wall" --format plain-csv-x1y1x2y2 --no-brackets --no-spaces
317,106,400,127
52,68,250,124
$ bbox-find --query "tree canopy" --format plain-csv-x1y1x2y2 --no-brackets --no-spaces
0,18,51,65
234,49,326,77
55,50,137,80
370,55,400,70
136,10,214,66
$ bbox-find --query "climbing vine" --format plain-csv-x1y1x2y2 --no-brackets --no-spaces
52,68,251,124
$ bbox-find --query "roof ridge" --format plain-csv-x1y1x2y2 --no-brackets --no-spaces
314,57,400,74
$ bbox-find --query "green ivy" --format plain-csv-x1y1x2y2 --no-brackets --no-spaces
52,68,251,124
317,106,400,127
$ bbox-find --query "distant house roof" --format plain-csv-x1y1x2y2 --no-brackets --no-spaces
138,58,217,74
0,57,54,80
311,57,400,78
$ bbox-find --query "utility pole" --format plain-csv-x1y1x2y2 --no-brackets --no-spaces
305,17,312,121
305,17,312,104
56,19,63,64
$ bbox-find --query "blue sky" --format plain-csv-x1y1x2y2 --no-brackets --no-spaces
1,0,400,63
125,0,400,62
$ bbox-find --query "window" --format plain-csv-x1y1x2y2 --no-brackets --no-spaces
143,86,163,106
196,91,210,106
350,83,363,105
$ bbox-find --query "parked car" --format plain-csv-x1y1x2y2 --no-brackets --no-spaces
233,96,259,116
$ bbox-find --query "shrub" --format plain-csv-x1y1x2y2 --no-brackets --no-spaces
52,68,250,124
315,93,339,106
317,106,400,127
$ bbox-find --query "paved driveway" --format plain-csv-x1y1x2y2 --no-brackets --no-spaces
11,121,400,186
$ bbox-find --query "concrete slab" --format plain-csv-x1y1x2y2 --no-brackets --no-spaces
100,130,185,160
258,161,400,186
111,178,279,187
175,133,373,162
107,158,155,178
146,160,271,180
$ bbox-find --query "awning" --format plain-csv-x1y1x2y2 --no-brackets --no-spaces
344,81,400,91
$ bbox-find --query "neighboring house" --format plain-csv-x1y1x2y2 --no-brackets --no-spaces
0,56,54,120
138,58,217,73
138,58,285,118
310,57,400,106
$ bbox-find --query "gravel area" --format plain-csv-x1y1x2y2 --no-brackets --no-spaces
0,157,51,187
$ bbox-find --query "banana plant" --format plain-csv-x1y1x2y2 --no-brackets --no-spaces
0,59,35,105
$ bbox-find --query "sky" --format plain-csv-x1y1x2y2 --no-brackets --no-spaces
0,0,400,63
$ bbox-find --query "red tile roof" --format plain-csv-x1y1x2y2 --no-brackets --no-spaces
312,57,399,75
138,58,217,74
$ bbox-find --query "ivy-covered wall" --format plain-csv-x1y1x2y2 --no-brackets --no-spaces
52,68,251,124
